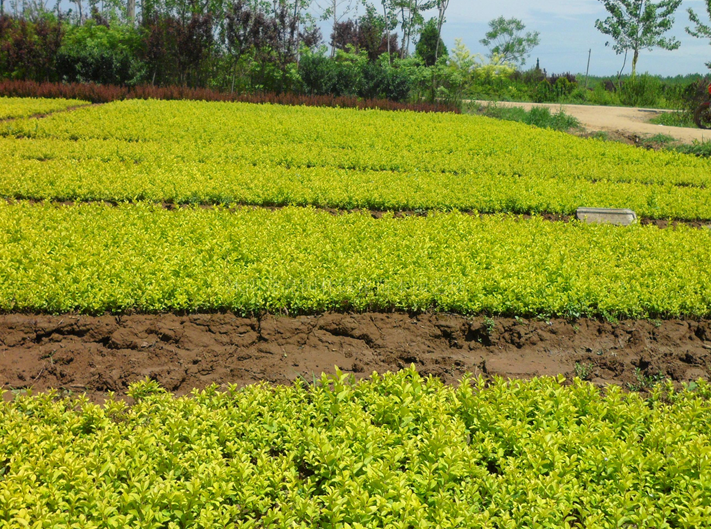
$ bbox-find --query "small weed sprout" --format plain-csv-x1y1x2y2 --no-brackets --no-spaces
483,317,496,335
628,368,667,391
574,361,594,381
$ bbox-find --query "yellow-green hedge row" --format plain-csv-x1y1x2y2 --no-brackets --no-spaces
2,201,711,317
0,96,89,120
1,100,710,219
2,370,711,528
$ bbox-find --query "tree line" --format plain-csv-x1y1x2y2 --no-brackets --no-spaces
0,0,709,104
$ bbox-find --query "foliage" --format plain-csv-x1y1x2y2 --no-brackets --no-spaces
594,0,683,76
415,17,447,67
618,72,665,106
533,76,578,103
56,20,145,86
686,0,711,69
479,16,540,66
2,370,711,527
299,48,413,101
455,65,702,109
574,362,595,380
2,201,711,316
435,39,515,101
330,5,398,62
0,96,88,118
0,14,63,82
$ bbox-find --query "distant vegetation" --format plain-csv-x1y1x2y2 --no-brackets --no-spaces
0,0,708,112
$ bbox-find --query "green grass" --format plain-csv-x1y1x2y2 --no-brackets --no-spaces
2,370,710,528
468,103,582,132
649,111,698,128
672,139,711,158
645,133,677,145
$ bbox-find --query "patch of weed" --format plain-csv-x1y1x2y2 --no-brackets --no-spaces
574,362,595,381
628,368,667,392
671,139,711,158
471,103,582,132
649,111,697,128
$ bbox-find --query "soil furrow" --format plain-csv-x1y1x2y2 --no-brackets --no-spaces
2,313,709,401
3,197,710,229
0,103,103,123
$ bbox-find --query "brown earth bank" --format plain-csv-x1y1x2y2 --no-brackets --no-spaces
1,312,710,401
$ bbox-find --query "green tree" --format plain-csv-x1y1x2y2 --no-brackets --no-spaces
595,0,682,77
686,0,711,69
479,17,540,66
392,0,436,58
416,17,447,66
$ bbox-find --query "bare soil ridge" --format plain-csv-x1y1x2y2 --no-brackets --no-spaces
2,313,709,400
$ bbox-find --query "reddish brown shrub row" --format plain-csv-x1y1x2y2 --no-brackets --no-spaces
0,80,460,113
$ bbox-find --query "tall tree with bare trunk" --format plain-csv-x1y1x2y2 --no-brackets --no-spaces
686,0,711,69
594,0,682,76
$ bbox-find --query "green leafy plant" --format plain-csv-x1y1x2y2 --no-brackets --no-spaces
473,103,581,131
2,201,711,317
673,139,711,157
483,316,496,335
1,370,711,527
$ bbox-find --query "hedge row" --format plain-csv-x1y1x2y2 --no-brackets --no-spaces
0,80,460,113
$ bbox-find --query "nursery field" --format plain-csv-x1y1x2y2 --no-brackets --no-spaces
2,371,711,528
1,99,711,527
2,201,711,317
2,100,711,219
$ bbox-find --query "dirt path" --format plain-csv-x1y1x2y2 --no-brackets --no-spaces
2,313,709,400
0,103,102,124
474,101,710,144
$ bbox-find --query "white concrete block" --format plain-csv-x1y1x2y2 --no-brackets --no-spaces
576,207,637,226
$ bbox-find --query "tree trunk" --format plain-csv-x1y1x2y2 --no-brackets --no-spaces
432,7,444,103
382,1,391,65
127,0,136,25
331,0,336,57
631,48,639,77
400,7,407,59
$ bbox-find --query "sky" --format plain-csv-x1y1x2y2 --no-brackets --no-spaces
436,0,711,76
